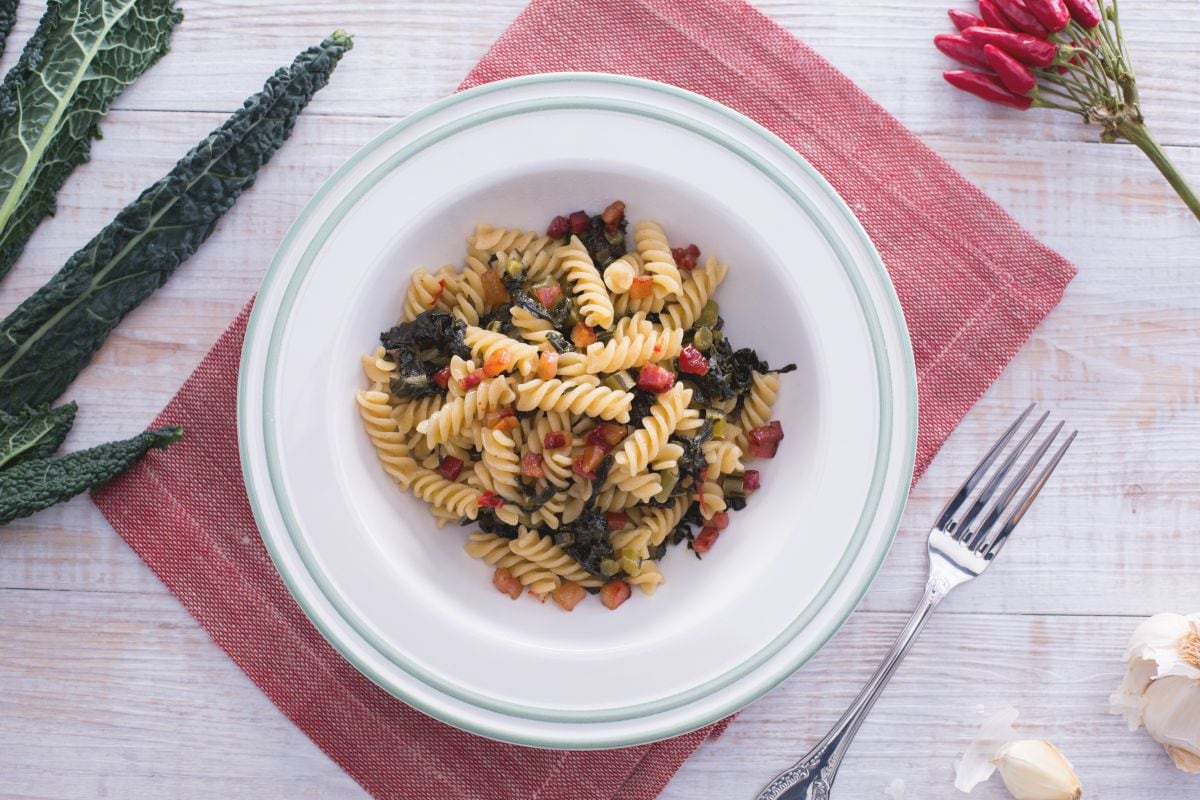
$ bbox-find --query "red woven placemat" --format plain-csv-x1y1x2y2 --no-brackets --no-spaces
93,1,1075,798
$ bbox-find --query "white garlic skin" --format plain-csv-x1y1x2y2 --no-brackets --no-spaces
1110,612,1200,773
991,740,1082,800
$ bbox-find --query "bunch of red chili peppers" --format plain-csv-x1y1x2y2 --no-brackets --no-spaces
935,0,1199,221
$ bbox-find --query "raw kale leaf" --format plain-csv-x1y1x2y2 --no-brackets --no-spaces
0,401,76,470
0,425,181,525
0,0,183,281
580,213,626,270
558,507,613,578
0,0,18,61
0,32,353,413
380,309,468,399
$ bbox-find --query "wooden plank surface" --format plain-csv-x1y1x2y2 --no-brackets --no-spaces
1,0,1198,797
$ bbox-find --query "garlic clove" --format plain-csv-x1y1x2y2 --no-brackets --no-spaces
991,740,1082,800
1140,675,1200,773
955,705,1020,792
1125,613,1200,682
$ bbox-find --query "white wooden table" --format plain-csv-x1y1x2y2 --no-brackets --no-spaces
2,1,1197,797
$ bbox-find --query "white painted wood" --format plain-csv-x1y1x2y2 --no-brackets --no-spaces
0,0,1197,797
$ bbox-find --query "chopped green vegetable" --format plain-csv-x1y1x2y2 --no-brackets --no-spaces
601,371,635,392
0,31,353,413
692,326,713,352
694,300,719,330
0,402,77,470
0,0,183,281
0,425,181,524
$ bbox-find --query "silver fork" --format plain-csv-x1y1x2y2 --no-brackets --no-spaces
755,404,1076,800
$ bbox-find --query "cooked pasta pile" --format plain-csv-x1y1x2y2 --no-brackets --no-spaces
356,201,793,610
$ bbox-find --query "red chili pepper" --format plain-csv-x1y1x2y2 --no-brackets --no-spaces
943,69,1034,110
1064,0,1101,28
432,366,451,389
933,34,990,70
993,0,1049,36
1024,0,1070,32
983,44,1037,95
428,278,447,308
978,0,1016,30
962,26,1056,67
948,9,984,31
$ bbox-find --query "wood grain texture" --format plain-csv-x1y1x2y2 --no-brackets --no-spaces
0,0,1197,797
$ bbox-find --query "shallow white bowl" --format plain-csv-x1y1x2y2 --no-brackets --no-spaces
238,73,917,749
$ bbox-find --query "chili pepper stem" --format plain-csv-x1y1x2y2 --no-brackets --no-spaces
1114,118,1200,221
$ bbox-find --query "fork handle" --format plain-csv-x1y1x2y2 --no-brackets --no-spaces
756,581,948,800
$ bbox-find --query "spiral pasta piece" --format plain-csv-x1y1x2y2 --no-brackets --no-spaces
416,394,478,447
468,225,562,282
734,370,780,454
516,378,633,422
555,351,588,378
464,532,560,596
604,465,663,502
450,256,489,326
697,478,727,521
594,484,639,513
464,325,539,376
447,356,475,398
583,320,683,373
481,427,522,503
610,526,652,561
527,411,575,489
703,438,745,475
613,384,693,473
660,257,727,330
356,389,419,488
509,306,555,346
625,561,665,595
633,220,683,299
361,348,396,387
651,442,684,471
401,266,458,321
556,236,614,328
511,526,600,585
602,252,640,294
409,469,482,519
389,395,444,435
632,495,691,547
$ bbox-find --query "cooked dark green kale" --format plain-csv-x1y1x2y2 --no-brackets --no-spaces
557,507,613,578
477,304,515,336
380,310,469,399
682,333,797,407
628,388,657,425
581,214,627,270
474,507,520,540
543,330,575,353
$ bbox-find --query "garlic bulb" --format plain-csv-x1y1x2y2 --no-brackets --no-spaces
992,740,1082,800
1109,611,1200,772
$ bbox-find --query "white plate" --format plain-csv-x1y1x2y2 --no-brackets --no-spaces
239,73,917,749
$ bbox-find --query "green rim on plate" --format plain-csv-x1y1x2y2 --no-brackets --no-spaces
239,73,918,749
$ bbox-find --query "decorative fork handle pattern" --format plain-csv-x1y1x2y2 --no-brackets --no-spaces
756,580,951,800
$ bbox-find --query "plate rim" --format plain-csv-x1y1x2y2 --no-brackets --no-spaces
238,72,918,748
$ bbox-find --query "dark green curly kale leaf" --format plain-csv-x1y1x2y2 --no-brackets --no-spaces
0,0,19,61
0,0,183,281
0,424,180,525
0,31,353,414
0,401,76,470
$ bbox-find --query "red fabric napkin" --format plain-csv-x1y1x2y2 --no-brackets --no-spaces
93,0,1076,798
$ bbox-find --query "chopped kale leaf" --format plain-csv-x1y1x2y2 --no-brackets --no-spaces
628,388,657,425
559,507,613,577
581,214,627,270
475,508,520,540
380,310,469,399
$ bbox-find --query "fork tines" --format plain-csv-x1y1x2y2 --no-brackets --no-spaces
936,403,1076,559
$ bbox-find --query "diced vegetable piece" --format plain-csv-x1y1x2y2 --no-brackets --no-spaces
637,363,676,393
722,475,747,498
747,420,785,458
437,455,464,481
552,581,587,611
546,215,570,239
671,243,700,270
600,579,632,609
601,370,636,392
483,347,515,377
693,526,719,553
628,275,654,299
569,210,590,234
481,269,509,306
571,322,597,349
601,200,626,232
606,511,628,530
533,282,563,309
694,299,719,330
537,350,558,380
711,511,730,530
572,444,607,479
460,368,485,390
478,491,506,508
677,345,709,376
692,326,713,352
586,422,627,451
654,471,678,503
743,469,761,493
599,558,621,577
433,366,451,388
521,452,545,479
505,259,524,279
493,567,523,599
485,408,516,429
543,430,571,450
